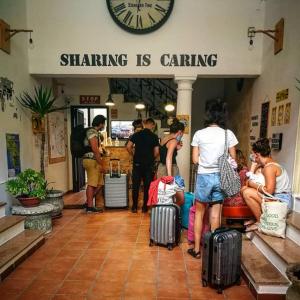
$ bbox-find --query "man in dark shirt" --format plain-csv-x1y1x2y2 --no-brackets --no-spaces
126,118,159,213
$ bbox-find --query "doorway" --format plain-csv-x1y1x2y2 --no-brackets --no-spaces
70,106,109,192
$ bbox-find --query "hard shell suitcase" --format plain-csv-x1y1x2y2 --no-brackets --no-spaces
104,159,128,208
149,204,181,250
181,192,194,229
202,228,242,293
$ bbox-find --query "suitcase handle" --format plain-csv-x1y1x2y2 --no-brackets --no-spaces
109,159,121,178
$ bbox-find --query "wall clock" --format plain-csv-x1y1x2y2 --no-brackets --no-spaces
106,0,174,34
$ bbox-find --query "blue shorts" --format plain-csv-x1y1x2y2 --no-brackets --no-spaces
195,173,225,204
274,193,292,209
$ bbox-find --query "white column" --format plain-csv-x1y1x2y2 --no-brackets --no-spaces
175,76,196,190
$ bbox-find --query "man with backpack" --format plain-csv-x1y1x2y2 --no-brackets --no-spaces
82,115,106,213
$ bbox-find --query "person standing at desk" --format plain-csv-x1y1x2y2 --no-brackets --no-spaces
126,118,159,213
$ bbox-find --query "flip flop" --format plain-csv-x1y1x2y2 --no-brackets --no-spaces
187,248,201,259
244,219,256,226
245,223,259,232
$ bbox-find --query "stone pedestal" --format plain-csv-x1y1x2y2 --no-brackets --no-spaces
11,204,55,234
44,190,64,219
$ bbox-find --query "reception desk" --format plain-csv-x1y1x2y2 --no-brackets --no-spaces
102,146,132,174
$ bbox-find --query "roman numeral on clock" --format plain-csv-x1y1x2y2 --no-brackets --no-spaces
148,13,156,25
123,11,133,25
113,3,126,16
155,4,167,16
136,15,143,29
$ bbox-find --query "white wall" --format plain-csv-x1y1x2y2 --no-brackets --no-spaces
26,0,265,77
250,0,300,181
0,0,39,213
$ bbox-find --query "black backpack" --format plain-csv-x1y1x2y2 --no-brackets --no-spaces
70,125,91,158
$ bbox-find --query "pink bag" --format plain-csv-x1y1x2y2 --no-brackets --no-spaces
187,204,210,245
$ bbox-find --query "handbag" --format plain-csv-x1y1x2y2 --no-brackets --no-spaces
258,187,288,238
218,130,241,197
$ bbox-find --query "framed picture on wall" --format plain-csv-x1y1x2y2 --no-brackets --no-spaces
47,112,66,164
259,102,270,138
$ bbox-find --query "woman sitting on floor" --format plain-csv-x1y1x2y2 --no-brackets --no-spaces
241,138,292,232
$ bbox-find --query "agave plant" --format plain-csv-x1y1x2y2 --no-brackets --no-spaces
17,86,68,177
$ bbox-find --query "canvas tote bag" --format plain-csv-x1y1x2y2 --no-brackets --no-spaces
258,187,288,238
218,130,241,197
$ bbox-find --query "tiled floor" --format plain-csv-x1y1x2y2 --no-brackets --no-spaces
0,207,255,299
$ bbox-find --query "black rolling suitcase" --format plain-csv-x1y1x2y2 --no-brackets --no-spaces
149,204,181,250
202,228,242,293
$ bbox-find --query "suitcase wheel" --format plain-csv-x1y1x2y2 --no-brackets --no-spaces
167,244,173,251
149,240,154,247
202,280,208,287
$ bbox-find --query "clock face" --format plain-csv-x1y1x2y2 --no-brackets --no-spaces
106,0,174,34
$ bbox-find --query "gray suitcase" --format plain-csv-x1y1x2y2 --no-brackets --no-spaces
202,228,242,293
149,204,181,250
104,159,128,208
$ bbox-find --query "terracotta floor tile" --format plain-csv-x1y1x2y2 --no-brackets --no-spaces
88,241,114,249
22,279,61,295
52,295,87,300
223,286,255,300
18,293,53,300
96,269,128,283
84,249,109,259
130,258,157,270
127,268,157,283
8,267,40,280
124,282,156,298
66,266,99,280
159,259,186,271
0,291,19,300
56,280,92,295
91,280,124,297
0,279,33,293
38,267,70,281
190,284,225,299
58,248,85,258
157,282,190,298
187,270,202,285
76,257,105,268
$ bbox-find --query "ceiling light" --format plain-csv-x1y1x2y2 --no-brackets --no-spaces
165,103,175,112
135,102,145,110
105,94,115,106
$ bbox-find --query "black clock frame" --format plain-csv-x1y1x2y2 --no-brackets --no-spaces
106,0,175,34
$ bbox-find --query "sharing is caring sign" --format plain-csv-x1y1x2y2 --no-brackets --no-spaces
59,53,218,68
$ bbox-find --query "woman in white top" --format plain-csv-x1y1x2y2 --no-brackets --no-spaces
189,99,238,258
242,138,292,232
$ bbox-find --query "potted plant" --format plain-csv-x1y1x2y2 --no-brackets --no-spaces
17,86,68,177
6,169,47,207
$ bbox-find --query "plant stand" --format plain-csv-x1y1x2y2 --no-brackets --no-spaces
11,204,55,234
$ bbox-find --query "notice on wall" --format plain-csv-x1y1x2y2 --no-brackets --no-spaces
111,108,118,119
80,95,100,104
47,112,66,164
277,105,284,126
6,133,21,178
271,107,277,126
276,89,289,103
260,102,270,138
284,102,291,124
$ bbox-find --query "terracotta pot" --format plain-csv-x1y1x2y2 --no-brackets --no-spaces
17,196,41,207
